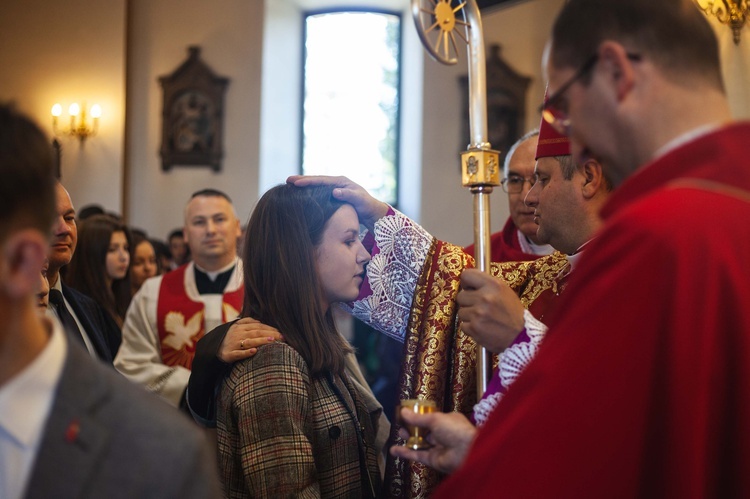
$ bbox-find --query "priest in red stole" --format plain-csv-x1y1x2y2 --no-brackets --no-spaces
429,1,750,496
115,189,244,407
434,131,750,499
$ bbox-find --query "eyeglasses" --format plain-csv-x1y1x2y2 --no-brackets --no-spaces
501,174,535,194
539,52,642,136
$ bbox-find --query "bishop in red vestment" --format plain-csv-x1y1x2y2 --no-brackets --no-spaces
434,0,750,491
436,120,750,499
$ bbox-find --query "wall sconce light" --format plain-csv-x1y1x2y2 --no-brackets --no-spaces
51,102,101,142
695,0,748,45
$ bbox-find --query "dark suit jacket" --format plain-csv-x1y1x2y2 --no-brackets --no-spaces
187,322,228,426
24,340,221,499
62,282,121,362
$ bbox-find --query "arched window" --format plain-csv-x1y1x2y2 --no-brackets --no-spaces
301,10,401,206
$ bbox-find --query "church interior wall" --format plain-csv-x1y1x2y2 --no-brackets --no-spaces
0,0,126,220
125,0,264,239
1,0,747,245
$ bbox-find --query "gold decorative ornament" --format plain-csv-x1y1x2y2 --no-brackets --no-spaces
695,0,748,44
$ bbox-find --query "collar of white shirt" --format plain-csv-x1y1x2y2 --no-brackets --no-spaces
0,317,67,499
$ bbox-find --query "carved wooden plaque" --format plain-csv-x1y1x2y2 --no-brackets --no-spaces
159,46,229,172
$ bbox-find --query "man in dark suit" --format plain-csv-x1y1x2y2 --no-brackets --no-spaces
46,181,121,361
0,103,221,498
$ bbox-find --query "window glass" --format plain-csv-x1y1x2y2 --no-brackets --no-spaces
302,11,401,206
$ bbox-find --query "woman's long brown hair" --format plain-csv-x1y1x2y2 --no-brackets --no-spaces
67,214,133,327
241,184,354,375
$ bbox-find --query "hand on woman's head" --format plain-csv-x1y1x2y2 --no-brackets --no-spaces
287,175,389,230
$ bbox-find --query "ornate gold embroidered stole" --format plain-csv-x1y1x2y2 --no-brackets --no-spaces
384,242,568,497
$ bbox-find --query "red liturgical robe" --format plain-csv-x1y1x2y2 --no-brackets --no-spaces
383,243,568,497
435,123,750,497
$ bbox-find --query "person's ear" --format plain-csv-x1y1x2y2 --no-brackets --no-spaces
0,229,48,299
598,41,636,103
580,159,605,199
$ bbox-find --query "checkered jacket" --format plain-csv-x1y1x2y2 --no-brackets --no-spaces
217,341,382,498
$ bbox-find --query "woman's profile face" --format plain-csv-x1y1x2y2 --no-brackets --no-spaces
106,230,130,281
315,204,370,311
131,240,158,290
37,259,50,310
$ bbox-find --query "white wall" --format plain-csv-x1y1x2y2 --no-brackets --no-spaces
4,0,747,244
126,0,264,238
257,0,304,195
0,0,126,215
702,14,750,119
0,0,562,245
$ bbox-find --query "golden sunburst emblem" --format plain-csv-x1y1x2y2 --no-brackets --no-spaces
411,0,471,65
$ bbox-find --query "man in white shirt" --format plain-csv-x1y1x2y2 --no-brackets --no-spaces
0,103,220,499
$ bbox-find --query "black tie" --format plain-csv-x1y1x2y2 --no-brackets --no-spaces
48,289,86,346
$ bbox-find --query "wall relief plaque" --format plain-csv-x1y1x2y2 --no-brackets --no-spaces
159,46,229,172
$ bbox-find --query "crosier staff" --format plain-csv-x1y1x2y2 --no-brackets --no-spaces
411,0,498,396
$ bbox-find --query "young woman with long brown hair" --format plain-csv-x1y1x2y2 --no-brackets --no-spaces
67,214,132,328
213,184,382,498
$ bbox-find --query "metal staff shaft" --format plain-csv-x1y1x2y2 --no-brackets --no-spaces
461,0,498,398
461,149,499,398
411,0,499,398
472,186,493,396
464,1,488,150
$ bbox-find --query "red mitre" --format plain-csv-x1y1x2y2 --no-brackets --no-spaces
535,88,571,159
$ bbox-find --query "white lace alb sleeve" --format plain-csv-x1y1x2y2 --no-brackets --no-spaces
341,209,433,342
473,310,549,427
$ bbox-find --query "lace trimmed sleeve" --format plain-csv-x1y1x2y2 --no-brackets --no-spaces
339,209,433,342
472,310,549,427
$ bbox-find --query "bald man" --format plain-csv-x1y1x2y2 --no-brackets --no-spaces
115,189,245,407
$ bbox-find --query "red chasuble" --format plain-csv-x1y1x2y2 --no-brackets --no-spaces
156,264,243,370
435,123,750,498
464,217,545,263
384,243,568,497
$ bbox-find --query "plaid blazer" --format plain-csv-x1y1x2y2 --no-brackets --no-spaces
217,340,382,498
